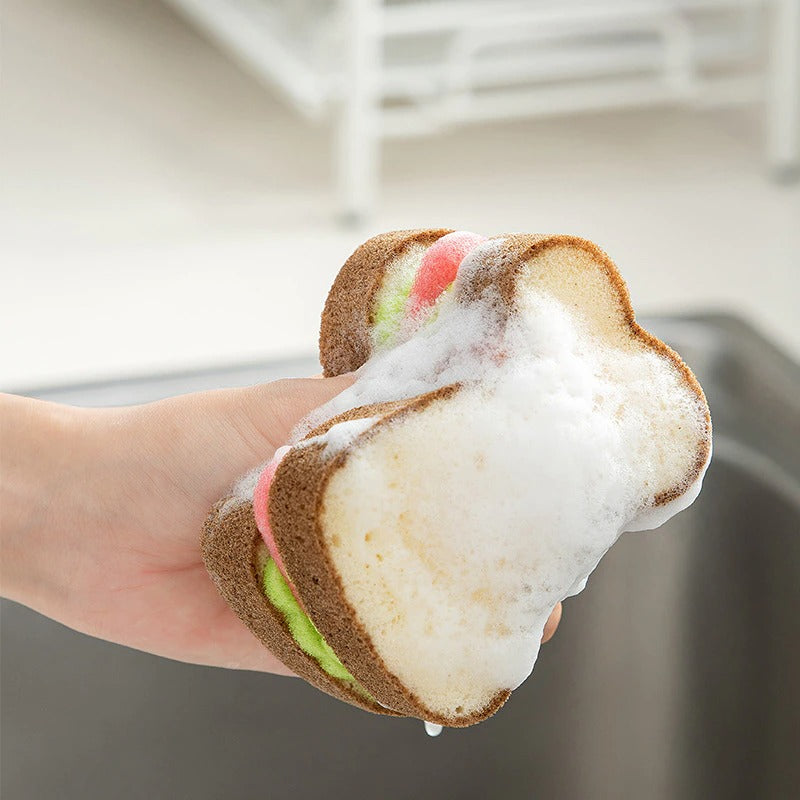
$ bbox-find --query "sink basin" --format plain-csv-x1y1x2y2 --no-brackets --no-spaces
3,313,798,799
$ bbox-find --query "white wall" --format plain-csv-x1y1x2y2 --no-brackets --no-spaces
2,0,798,389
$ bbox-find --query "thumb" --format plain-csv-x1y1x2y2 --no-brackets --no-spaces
242,372,356,451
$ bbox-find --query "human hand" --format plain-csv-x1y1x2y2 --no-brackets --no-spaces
1,381,562,674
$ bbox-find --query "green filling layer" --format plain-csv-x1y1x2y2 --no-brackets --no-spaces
372,265,417,347
262,558,372,698
372,269,453,348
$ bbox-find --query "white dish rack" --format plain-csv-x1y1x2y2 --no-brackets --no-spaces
165,0,800,218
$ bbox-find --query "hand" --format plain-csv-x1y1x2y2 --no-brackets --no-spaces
1,381,562,674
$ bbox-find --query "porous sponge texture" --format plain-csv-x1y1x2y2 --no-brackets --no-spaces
269,387,512,725
269,233,710,725
203,230,710,727
316,339,706,718
201,496,399,716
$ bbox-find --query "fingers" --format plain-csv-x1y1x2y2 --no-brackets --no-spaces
245,373,355,451
274,373,356,419
541,602,563,644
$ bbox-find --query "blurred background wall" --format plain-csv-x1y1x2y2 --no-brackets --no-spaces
2,0,798,389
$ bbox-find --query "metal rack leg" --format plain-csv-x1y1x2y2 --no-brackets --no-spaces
336,0,381,223
766,0,800,180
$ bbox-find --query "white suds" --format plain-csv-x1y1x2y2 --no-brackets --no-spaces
306,257,709,716
297,292,507,437
424,722,443,737
262,237,710,717
218,463,268,516
298,417,379,456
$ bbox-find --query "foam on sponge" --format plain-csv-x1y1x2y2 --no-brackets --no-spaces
292,237,709,718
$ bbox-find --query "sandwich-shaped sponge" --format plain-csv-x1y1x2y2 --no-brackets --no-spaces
202,230,711,727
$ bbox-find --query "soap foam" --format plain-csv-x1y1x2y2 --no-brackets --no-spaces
300,417,379,456
298,289,507,437
220,463,267,515
282,237,709,716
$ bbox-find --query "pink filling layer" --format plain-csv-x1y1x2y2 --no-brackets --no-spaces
253,445,293,584
407,231,487,316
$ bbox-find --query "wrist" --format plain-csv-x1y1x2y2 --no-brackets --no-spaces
0,395,98,608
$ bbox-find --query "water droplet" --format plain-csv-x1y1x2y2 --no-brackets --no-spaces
424,721,443,737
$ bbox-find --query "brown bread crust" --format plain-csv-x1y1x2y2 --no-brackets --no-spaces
201,493,402,716
319,228,452,376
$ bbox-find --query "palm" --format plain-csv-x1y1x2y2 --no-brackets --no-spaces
52,381,339,674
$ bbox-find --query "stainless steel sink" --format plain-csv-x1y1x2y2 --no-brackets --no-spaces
3,313,799,800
